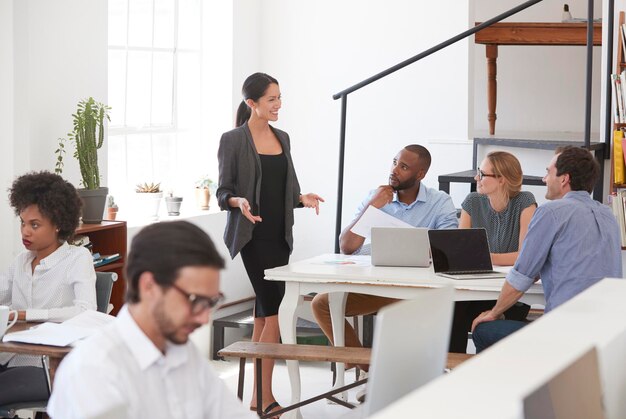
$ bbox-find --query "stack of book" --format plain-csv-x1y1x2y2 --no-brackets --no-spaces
72,235,93,252
92,253,121,268
610,192,626,247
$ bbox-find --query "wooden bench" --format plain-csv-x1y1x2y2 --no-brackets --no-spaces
218,341,474,418
212,295,325,360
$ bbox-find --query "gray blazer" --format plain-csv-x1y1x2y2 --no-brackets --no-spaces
217,122,301,259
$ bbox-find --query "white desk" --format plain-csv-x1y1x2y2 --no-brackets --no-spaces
370,278,626,419
265,253,544,419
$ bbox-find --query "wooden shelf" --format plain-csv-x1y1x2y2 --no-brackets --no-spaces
76,221,127,315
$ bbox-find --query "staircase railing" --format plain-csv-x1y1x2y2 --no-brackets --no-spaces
332,0,600,253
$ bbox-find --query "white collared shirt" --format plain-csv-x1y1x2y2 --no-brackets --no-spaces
48,306,255,419
0,241,97,321
0,242,96,366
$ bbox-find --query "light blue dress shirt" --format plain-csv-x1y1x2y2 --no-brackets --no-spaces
507,191,622,312
352,182,458,255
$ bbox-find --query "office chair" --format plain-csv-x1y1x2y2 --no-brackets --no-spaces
95,271,118,313
0,272,118,418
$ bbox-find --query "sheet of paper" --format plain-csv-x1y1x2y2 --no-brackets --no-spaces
2,310,115,347
350,205,414,239
64,309,115,328
3,322,92,346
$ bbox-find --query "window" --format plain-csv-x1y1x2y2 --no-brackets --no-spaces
108,0,203,206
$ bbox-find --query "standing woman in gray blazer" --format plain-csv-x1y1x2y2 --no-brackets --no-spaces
217,72,323,416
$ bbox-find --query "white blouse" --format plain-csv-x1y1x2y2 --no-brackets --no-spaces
0,242,97,366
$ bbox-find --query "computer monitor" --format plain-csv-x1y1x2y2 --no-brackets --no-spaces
362,286,454,417
523,346,605,419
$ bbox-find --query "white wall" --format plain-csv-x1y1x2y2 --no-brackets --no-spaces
0,0,16,269
0,0,107,263
238,0,475,260
473,0,603,135
472,0,605,206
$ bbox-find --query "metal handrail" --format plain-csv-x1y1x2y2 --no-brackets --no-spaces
331,0,599,253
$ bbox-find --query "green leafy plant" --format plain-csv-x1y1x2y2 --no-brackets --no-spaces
195,175,214,189
55,97,111,190
135,182,162,193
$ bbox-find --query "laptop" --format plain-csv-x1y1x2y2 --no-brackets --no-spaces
371,227,430,267
428,228,507,279
360,286,454,417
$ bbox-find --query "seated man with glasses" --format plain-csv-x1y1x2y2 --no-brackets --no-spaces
48,221,255,419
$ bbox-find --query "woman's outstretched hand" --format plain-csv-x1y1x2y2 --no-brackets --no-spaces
234,197,262,224
300,193,325,215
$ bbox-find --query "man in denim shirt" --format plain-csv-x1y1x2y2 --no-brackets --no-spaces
471,146,622,352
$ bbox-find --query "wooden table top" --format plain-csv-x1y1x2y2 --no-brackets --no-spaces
474,21,602,46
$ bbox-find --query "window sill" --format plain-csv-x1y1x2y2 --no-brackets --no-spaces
120,205,222,229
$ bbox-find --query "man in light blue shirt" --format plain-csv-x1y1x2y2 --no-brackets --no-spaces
312,144,458,369
471,146,622,352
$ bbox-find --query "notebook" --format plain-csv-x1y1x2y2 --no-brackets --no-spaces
370,227,430,267
428,228,507,279
361,286,454,417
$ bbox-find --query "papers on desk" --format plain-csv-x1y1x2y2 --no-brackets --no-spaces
350,206,413,239
3,310,115,347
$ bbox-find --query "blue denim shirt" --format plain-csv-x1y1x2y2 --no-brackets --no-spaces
507,191,622,312
353,182,458,255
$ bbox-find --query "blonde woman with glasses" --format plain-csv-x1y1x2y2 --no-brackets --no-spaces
449,151,537,353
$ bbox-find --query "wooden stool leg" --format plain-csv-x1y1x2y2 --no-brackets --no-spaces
256,358,263,417
486,44,498,135
237,357,246,400
353,315,360,381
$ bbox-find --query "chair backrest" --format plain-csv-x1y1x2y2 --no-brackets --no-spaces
95,272,118,313
362,286,454,417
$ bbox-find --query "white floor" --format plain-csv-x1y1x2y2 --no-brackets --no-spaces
211,339,476,419
212,357,366,419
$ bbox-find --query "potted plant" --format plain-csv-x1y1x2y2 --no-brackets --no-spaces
105,195,119,220
55,97,111,223
164,190,183,216
135,182,163,220
195,175,214,210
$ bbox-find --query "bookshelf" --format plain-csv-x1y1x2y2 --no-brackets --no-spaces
612,12,626,250
613,12,626,191
75,221,127,315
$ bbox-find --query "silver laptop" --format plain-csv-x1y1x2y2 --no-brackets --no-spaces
371,227,430,267
428,228,507,279
361,286,454,417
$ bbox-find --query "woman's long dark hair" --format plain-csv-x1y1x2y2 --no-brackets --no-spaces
235,72,279,127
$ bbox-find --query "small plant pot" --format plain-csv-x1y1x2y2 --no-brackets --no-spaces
165,197,183,216
105,207,118,221
195,188,211,210
135,192,163,220
79,187,109,224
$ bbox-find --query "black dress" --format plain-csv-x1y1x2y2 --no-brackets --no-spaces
240,153,290,318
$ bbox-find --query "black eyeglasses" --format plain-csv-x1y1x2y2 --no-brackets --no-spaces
476,169,499,181
169,283,224,314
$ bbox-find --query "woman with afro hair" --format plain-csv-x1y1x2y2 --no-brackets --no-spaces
0,171,96,405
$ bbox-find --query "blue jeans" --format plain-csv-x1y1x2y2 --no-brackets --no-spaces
472,320,527,353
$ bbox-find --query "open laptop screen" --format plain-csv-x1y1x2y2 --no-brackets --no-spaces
428,228,493,273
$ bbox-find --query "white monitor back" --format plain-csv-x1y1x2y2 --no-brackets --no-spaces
523,346,605,419
362,286,454,417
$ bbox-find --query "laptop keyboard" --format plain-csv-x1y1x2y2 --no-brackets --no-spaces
446,270,495,275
